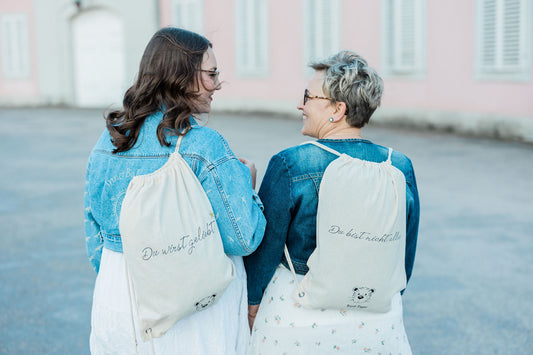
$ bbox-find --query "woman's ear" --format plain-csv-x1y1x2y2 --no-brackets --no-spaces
330,101,348,122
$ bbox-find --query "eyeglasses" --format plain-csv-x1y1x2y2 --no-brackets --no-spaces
303,89,333,105
200,69,220,84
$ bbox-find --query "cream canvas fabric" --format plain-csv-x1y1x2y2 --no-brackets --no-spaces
119,135,235,342
288,141,406,313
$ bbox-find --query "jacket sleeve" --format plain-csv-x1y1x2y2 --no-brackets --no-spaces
404,158,420,286
244,153,293,305
200,155,266,257
84,159,103,273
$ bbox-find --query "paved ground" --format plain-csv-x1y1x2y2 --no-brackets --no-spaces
0,107,532,354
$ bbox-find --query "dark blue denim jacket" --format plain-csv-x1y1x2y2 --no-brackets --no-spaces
244,139,420,305
84,112,266,273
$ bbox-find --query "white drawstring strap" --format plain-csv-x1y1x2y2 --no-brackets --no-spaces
124,256,156,355
304,141,343,157
283,245,306,298
387,147,393,163
124,256,139,355
146,328,155,354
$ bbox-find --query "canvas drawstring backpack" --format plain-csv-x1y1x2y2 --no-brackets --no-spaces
284,141,407,313
119,134,235,352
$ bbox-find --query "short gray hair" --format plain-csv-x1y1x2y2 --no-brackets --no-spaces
310,50,383,128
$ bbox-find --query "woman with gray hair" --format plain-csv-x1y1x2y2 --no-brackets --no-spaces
244,50,420,354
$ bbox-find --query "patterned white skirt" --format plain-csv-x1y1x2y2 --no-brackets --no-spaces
90,248,250,355
248,265,412,355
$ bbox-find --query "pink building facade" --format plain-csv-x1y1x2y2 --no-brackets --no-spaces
0,0,39,104
1,0,532,141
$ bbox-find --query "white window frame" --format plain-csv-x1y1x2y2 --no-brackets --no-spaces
381,0,426,78
1,13,31,79
234,0,269,77
303,0,341,73
171,0,204,35
475,0,532,81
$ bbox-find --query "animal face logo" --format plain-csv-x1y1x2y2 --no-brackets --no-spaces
195,294,217,311
347,287,375,308
352,287,374,303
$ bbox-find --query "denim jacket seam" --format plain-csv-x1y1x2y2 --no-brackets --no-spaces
181,153,235,181
211,129,233,154
93,149,173,159
101,232,121,244
279,154,295,211
182,153,234,169
291,172,323,183
280,259,308,275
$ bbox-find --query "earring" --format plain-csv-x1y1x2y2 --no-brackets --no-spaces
329,117,334,122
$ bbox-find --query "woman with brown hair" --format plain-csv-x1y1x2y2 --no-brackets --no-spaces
84,27,265,354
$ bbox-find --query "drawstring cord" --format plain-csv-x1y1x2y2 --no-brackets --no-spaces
284,245,306,298
124,256,156,355
124,256,140,355
147,328,155,354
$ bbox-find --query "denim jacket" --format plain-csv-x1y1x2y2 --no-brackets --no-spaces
244,139,420,305
84,112,266,273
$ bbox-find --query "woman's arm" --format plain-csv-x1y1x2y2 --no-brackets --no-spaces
200,155,266,256
244,153,293,306
404,159,420,285
84,161,104,273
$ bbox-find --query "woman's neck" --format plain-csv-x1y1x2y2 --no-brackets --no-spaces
320,126,363,140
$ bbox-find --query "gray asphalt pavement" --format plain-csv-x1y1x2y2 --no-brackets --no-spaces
0,107,532,354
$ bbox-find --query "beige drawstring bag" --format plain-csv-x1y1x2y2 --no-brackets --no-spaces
285,141,406,313
119,135,235,348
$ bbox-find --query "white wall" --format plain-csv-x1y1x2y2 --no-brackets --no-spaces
32,0,158,106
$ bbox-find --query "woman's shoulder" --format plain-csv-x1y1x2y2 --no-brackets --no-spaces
92,127,116,152
273,142,319,161
388,147,414,171
182,125,234,159
373,144,415,181
267,142,329,176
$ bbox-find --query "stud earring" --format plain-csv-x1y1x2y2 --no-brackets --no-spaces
329,117,334,122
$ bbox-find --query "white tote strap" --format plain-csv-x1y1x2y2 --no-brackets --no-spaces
123,257,140,355
386,147,393,162
302,141,342,157
305,141,394,164
124,256,156,355
174,134,184,153
283,245,306,298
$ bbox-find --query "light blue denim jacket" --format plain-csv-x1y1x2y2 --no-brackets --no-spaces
244,139,420,305
84,112,266,273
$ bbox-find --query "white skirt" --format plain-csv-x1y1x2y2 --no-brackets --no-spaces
90,248,250,355
248,265,412,355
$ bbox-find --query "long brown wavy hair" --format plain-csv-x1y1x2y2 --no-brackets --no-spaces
106,27,211,153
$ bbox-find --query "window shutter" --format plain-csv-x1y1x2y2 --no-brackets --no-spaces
398,0,417,70
383,0,425,76
478,0,530,78
235,0,268,76
502,0,522,68
481,0,498,67
385,0,395,69
304,0,341,63
1,14,31,79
